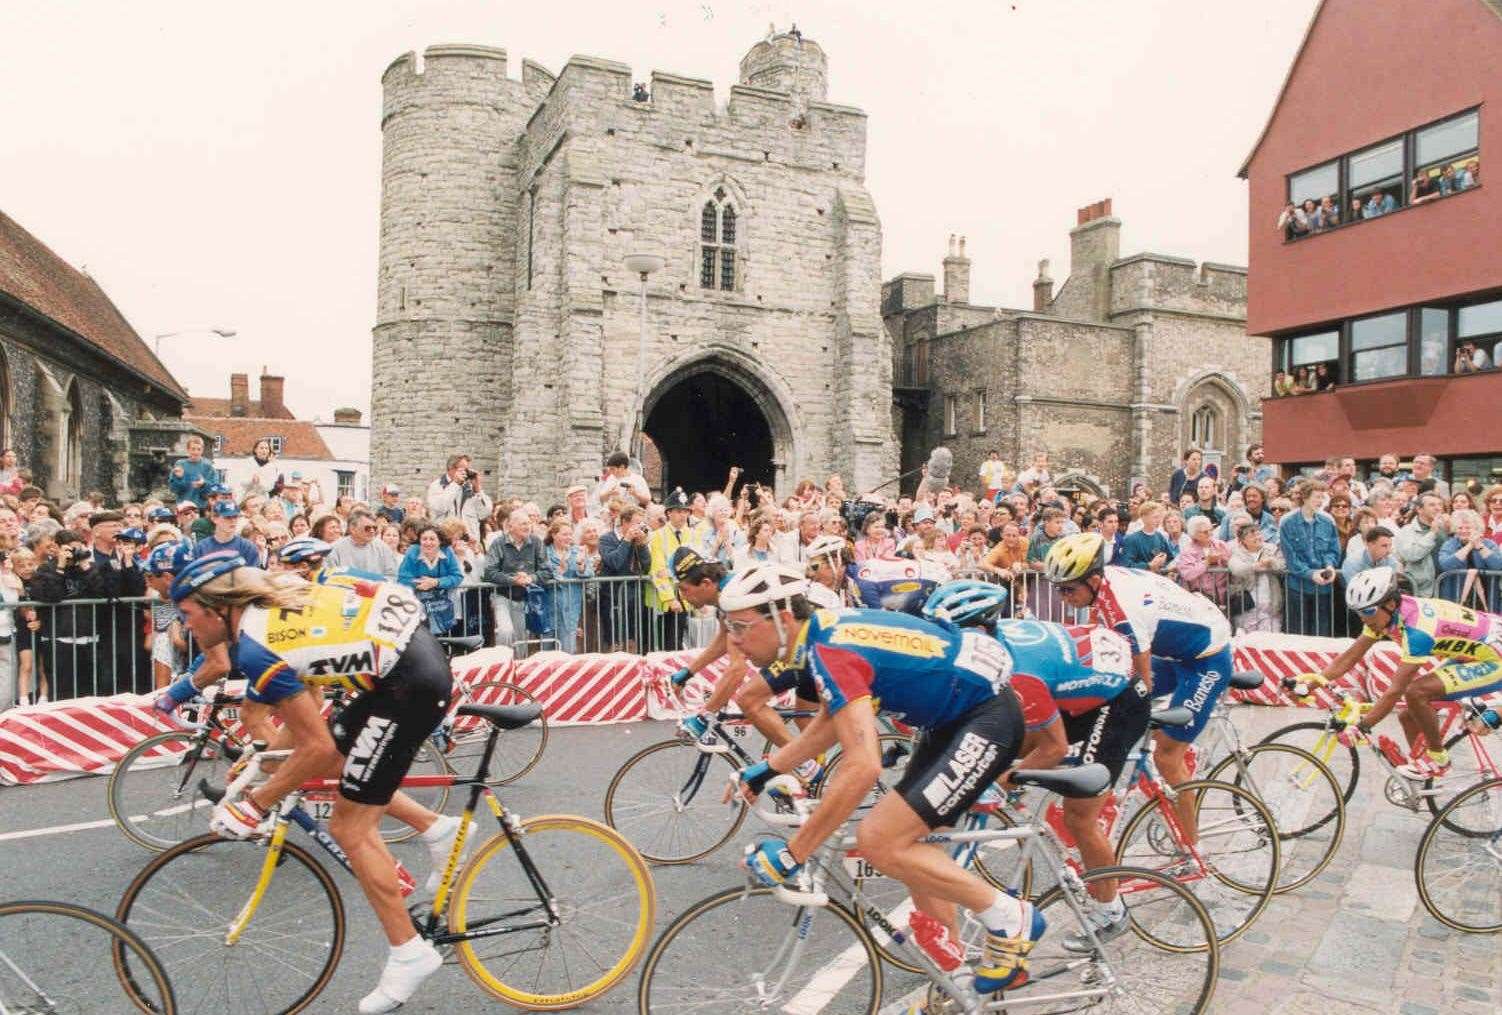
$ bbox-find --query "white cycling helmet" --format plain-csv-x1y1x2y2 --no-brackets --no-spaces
719,563,809,613
805,534,847,564
1346,566,1401,613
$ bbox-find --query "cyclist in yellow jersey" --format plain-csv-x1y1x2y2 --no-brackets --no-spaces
1309,566,1502,778
162,552,464,1013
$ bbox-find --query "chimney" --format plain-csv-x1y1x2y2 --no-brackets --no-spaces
1032,259,1054,312
229,373,249,417
942,234,971,305
1068,198,1121,322
332,407,363,425
259,371,286,418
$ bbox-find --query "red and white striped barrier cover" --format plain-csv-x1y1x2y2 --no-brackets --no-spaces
506,650,648,725
0,695,184,786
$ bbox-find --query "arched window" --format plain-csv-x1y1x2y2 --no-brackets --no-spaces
1191,405,1218,451
699,187,737,291
64,380,84,493
0,345,9,450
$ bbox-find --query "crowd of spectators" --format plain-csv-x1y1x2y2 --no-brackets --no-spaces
5,431,1502,708
1278,156,1479,242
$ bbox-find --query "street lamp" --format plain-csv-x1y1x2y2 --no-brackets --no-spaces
153,327,236,356
622,253,665,457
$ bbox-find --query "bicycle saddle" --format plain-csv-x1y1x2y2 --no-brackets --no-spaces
1149,706,1195,729
1228,671,1264,691
1010,763,1111,799
456,701,544,729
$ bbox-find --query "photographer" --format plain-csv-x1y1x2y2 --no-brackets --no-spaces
83,511,149,694
459,469,494,543
28,529,97,701
599,505,651,652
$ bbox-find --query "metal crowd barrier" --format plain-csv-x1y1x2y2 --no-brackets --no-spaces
1434,567,1502,612
0,595,159,706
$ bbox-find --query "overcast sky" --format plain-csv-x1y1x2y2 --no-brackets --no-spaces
1,0,1317,418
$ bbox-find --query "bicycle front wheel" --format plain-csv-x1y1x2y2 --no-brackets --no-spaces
1115,779,1279,946
115,834,345,1014
380,739,450,844
603,737,747,863
637,885,882,1015
1414,776,1502,933
0,899,177,1015
1259,719,1359,808
449,680,550,784
448,814,655,1009
107,730,237,851
1206,742,1345,893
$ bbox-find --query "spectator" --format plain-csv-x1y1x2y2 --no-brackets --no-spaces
399,522,463,636
1343,523,1396,585
955,525,992,572
853,510,895,562
594,450,651,510
1327,493,1356,548
1438,509,1502,605
375,484,405,525
1278,481,1342,635
310,514,343,543
1299,198,1320,231
1480,485,1502,544
239,438,284,500
1317,194,1340,228
599,505,650,651
1120,501,1173,572
1025,507,1067,567
1411,170,1441,205
1182,475,1225,529
979,450,1009,502
1096,506,1125,564
1218,483,1276,544
1162,510,1188,561
168,435,216,509
404,496,428,523
27,530,95,701
1362,189,1396,218
737,516,778,566
1396,491,1448,597
983,521,1029,578
326,507,401,579
1014,451,1052,492
287,513,311,538
1168,449,1206,505
706,498,745,566
1277,201,1309,240
483,506,548,655
1177,515,1232,608
460,469,494,542
1315,363,1336,390
1228,521,1286,633
1454,340,1491,374
1438,164,1459,194
276,473,313,524
1369,453,1404,486
0,449,22,497
192,502,261,567
645,488,707,651
1458,158,1479,191
1272,371,1295,397
426,454,470,523
542,518,593,653
1409,454,1450,499
6,548,43,704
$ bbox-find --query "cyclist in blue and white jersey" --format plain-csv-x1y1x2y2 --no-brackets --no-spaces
1044,532,1232,846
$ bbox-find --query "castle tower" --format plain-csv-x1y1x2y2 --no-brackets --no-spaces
738,30,828,108
371,45,535,488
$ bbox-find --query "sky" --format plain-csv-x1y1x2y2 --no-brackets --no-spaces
0,0,1319,419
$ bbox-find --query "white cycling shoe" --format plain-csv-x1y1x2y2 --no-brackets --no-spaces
422,814,479,893
357,938,443,1013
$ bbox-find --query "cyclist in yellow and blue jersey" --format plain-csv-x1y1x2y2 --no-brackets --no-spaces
722,563,1044,996
1309,565,1502,779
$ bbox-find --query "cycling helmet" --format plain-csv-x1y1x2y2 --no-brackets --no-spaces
169,551,245,603
1043,532,1106,583
278,536,334,565
718,563,808,613
144,541,182,575
1346,566,1401,613
671,545,709,582
805,534,847,563
922,579,1010,628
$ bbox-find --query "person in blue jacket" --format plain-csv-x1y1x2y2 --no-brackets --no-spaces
1118,501,1175,572
168,434,218,509
1437,510,1502,605
398,522,464,635
1277,481,1342,635
191,501,261,567
1217,484,1278,545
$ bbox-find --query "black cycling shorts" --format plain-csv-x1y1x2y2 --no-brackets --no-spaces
329,626,453,805
761,666,820,703
1061,680,1151,787
894,690,1025,828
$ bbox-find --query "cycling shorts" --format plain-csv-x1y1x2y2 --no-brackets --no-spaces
329,626,453,805
1148,645,1233,744
894,690,1024,828
1062,679,1150,786
761,666,820,703
1433,657,1502,699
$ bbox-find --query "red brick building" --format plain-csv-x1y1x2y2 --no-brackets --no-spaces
1241,0,1502,484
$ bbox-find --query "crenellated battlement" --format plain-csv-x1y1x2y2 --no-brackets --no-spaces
1108,253,1247,319
381,44,538,127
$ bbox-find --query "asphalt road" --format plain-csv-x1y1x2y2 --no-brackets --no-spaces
1,709,1499,1014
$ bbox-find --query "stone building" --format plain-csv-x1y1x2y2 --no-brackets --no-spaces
885,200,1266,497
0,210,197,503
371,31,896,502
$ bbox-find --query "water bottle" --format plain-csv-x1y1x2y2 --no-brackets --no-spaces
394,860,417,899
1377,734,1407,767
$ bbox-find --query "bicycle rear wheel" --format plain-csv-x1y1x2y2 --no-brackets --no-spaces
1259,720,1359,811
1414,776,1502,933
0,899,177,1014
1206,742,1344,893
637,885,882,1014
1115,779,1279,946
448,680,549,785
1424,730,1502,833
603,738,748,863
380,739,451,844
107,730,238,851
448,814,655,1009
115,834,344,1014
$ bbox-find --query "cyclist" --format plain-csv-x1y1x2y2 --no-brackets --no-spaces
1043,532,1232,847
1304,565,1502,778
162,553,463,1014
667,547,820,752
272,535,334,579
803,533,859,610
725,563,1044,995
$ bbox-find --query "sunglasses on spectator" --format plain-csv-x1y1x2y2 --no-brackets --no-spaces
358,523,378,533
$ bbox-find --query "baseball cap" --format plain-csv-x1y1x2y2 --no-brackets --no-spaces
912,504,936,523
671,546,708,581
148,506,175,523
207,484,231,497
382,483,401,496
212,501,242,518
176,501,199,513
118,527,146,543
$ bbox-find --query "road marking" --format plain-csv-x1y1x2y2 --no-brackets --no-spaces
0,800,207,842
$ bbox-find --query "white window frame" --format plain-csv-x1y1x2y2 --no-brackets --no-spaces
944,395,958,437
262,435,284,456
973,390,987,434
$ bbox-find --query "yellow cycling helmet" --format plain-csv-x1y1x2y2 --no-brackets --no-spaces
1043,532,1106,583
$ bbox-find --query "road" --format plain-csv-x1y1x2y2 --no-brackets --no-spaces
1,707,1498,1013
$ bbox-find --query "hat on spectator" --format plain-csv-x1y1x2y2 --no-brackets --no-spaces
88,510,124,527
207,484,231,497
212,501,242,518
565,484,588,498
148,506,175,523
176,501,199,513
912,504,936,524
665,488,691,511
118,526,146,543
63,502,93,523
382,483,401,496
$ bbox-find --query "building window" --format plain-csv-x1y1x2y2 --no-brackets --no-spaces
1283,108,1479,241
1350,311,1408,381
0,346,9,450
974,390,987,433
1451,454,1502,488
525,189,536,290
335,470,355,499
1275,329,1339,392
1190,405,1218,450
698,188,737,291
943,395,958,437
262,435,284,455
1457,298,1502,373
217,468,229,485
211,434,225,454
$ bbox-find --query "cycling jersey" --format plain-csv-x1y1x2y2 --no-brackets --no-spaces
846,558,951,617
991,619,1135,730
1365,595,1502,664
315,564,387,588
789,607,1012,729
1092,564,1231,660
234,580,424,705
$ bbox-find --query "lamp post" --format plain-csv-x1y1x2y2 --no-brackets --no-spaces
622,253,665,459
153,327,236,356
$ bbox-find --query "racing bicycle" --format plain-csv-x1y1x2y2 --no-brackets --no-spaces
0,899,177,1015
1413,774,1502,934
